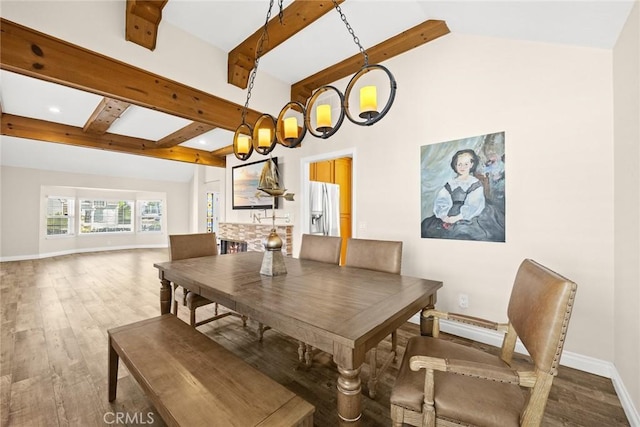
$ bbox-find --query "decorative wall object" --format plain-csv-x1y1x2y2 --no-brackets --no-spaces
232,158,279,210
420,132,505,242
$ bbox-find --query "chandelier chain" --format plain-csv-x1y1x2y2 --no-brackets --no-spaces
242,0,275,123
332,0,368,66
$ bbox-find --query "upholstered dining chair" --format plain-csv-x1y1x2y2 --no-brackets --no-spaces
344,237,403,398
169,233,246,328
293,234,343,366
390,258,578,427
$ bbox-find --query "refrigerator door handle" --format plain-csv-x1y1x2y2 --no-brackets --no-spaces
322,184,329,236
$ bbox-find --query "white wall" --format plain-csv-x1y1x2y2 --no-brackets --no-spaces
614,1,640,414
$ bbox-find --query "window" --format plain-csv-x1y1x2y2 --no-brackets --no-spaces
46,197,75,236
206,192,217,233
138,200,163,232
80,199,133,233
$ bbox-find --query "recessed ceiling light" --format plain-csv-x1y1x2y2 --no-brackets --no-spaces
198,139,207,145
48,106,61,113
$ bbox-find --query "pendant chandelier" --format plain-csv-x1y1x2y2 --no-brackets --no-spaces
233,0,397,161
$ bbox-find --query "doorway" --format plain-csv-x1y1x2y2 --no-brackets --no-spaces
300,148,356,264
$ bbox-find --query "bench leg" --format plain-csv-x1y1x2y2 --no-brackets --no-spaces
108,336,119,402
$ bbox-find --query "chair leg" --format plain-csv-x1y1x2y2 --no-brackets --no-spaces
304,344,313,367
190,307,196,327
258,323,271,341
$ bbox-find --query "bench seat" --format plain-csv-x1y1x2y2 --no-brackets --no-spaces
108,315,314,427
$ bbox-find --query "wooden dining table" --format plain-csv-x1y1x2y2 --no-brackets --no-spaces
154,251,442,426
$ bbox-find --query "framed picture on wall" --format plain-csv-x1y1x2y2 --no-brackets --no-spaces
420,132,506,242
232,158,279,210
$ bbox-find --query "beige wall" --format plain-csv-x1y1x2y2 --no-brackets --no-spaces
614,1,640,411
228,32,616,362
0,165,192,259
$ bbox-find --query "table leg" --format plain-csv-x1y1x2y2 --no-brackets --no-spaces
336,365,362,426
160,277,171,315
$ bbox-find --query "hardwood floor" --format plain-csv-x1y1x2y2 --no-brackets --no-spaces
0,249,630,426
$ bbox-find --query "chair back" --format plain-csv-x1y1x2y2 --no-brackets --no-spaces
344,238,402,274
299,234,342,265
507,259,577,375
169,233,218,261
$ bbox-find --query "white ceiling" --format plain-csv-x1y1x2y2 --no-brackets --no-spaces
0,0,635,182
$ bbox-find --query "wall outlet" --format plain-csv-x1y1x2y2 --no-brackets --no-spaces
458,293,469,309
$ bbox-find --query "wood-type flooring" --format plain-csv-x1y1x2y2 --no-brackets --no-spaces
0,249,630,426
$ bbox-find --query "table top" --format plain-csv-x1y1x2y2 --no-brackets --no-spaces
154,251,442,355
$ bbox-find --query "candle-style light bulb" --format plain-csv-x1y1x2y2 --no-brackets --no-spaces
237,135,250,154
284,117,298,139
258,128,271,148
360,85,378,115
316,104,332,129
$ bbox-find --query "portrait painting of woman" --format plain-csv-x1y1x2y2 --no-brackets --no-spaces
420,132,505,242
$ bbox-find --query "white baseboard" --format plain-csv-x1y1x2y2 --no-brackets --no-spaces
409,314,639,426
0,244,168,262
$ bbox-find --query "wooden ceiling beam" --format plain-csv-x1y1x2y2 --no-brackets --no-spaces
210,145,234,158
0,18,262,132
125,0,168,51
291,19,450,104
155,122,216,149
228,0,345,89
83,97,131,135
1,113,226,168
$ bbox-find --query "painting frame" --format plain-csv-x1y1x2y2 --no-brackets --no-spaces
232,157,279,210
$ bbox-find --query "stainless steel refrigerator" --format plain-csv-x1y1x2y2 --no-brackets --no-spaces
309,181,340,236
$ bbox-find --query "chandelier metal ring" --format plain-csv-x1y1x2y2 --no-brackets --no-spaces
233,123,254,161
304,85,345,139
276,101,307,148
252,114,277,155
343,64,397,126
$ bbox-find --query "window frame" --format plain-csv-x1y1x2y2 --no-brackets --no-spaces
137,200,163,233
45,196,75,237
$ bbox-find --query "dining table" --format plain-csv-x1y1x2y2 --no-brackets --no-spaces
154,251,442,426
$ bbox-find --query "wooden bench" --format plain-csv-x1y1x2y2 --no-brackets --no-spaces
108,315,314,427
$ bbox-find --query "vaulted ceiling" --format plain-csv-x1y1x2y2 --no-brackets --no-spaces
0,1,449,169
0,0,635,175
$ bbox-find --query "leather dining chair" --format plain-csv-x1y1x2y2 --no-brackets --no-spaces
299,233,343,265
169,233,246,328
344,237,403,398
294,234,343,366
390,259,578,427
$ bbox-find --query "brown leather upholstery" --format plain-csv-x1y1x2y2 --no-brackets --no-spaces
345,238,403,398
344,238,402,274
390,258,578,427
169,233,246,328
169,232,218,260
299,234,342,265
